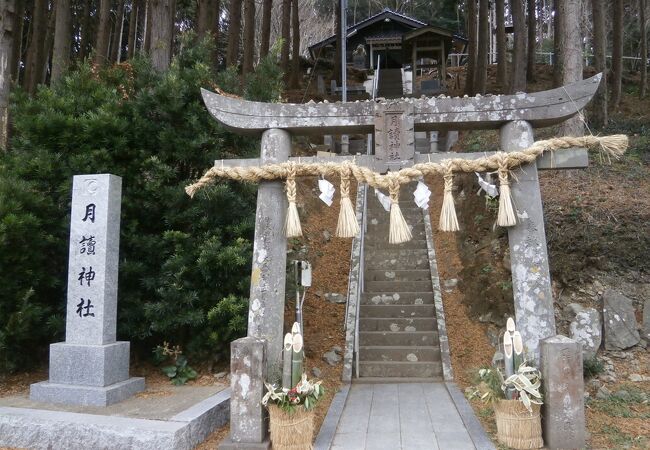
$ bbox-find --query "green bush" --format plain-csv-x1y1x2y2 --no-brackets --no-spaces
0,36,284,372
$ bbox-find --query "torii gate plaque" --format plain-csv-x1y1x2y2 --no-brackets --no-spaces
204,74,601,448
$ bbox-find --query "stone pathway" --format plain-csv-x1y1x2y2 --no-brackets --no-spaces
329,383,482,450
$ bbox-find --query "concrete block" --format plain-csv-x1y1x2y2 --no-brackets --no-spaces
229,337,268,445
30,377,145,407
540,335,586,449
48,341,130,387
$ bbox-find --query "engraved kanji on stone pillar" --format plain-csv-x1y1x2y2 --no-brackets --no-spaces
30,174,144,407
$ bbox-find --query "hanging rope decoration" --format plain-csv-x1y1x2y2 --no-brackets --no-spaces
496,154,517,227
284,162,302,237
185,135,628,244
386,172,412,243
336,162,361,238
439,163,459,232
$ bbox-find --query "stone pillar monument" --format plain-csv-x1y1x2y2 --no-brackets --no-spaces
30,174,144,407
540,335,586,449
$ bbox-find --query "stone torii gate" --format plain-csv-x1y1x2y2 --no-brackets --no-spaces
208,74,601,448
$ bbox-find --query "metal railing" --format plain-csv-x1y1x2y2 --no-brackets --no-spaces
372,55,380,100
448,51,647,71
354,183,368,378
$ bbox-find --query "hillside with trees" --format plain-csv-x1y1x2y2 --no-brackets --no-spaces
0,2,649,447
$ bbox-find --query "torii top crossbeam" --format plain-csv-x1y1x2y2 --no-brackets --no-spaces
201,74,601,135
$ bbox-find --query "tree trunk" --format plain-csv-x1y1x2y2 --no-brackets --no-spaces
149,0,175,71
290,0,300,88
280,0,291,74
611,0,623,110
590,0,608,127
94,0,112,65
527,0,536,82
259,0,272,58
40,1,56,84
9,0,24,84
79,0,92,61
1,0,18,149
335,0,341,83
496,0,508,87
475,0,488,94
465,0,477,96
197,0,220,41
24,0,47,94
242,0,255,74
510,0,527,92
128,0,139,59
51,0,71,82
553,0,563,86
558,0,584,136
110,1,126,63
226,0,242,67
144,0,152,53
640,0,647,98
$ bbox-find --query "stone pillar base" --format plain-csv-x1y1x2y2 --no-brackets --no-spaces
29,341,144,406
30,377,144,407
219,435,271,450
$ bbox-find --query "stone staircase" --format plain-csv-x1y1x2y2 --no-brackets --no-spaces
357,187,443,380
376,68,404,98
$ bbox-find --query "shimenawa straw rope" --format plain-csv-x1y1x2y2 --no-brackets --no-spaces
185,135,628,243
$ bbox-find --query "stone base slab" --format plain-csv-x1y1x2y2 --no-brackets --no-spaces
30,377,145,407
0,389,230,450
48,341,130,387
219,436,271,450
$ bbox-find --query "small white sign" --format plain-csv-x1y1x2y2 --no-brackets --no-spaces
476,172,499,198
413,181,431,209
318,179,335,206
374,188,392,212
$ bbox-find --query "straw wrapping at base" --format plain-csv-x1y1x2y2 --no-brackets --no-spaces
494,400,543,449
268,405,315,450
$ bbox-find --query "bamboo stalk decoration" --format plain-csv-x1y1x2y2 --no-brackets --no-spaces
282,333,293,390
291,322,304,387
185,135,629,243
503,317,524,400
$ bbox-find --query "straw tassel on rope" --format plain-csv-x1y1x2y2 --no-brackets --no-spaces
284,163,302,237
335,163,360,238
387,174,412,244
439,166,459,232
497,160,517,227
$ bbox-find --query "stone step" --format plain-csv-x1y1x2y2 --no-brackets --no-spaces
364,239,429,250
359,346,441,362
364,248,429,259
359,331,439,346
365,280,433,292
360,304,435,318
364,269,431,282
361,292,435,305
353,376,443,383
365,224,426,239
363,256,429,270
358,361,442,378
367,209,425,221
359,317,436,332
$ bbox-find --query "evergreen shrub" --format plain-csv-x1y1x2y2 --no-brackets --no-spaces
0,37,284,372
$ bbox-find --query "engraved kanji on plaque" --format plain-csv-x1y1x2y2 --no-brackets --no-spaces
374,102,415,172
